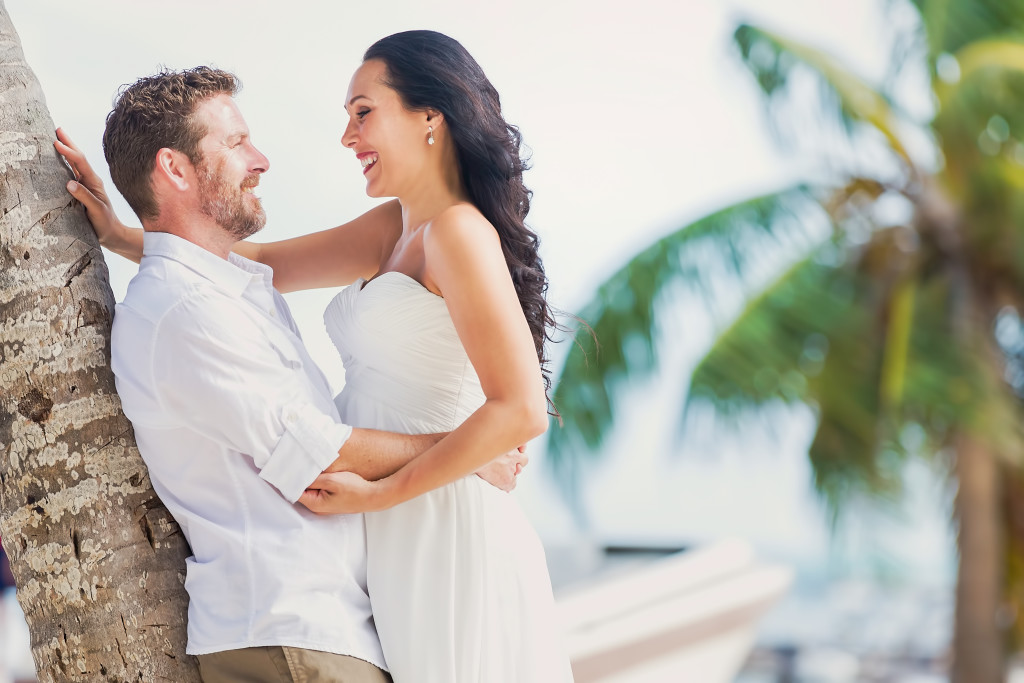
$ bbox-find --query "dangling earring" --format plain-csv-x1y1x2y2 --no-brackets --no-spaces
427,126,435,146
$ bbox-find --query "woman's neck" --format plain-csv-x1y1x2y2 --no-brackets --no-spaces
398,141,468,232
398,178,468,233
399,190,465,233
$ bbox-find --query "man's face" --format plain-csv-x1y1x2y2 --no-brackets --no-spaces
192,94,269,240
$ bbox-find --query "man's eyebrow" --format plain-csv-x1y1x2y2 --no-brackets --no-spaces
225,131,248,144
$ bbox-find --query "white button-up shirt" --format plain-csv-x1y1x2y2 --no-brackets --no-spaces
111,232,385,668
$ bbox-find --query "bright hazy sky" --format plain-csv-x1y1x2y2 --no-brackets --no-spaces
3,0,954,582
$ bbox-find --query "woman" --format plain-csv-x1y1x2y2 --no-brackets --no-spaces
60,30,573,682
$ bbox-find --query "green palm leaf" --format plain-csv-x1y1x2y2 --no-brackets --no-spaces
689,251,895,509
912,0,1024,61
688,235,985,513
733,23,913,164
548,2,1024,667
548,186,823,492
930,51,1024,286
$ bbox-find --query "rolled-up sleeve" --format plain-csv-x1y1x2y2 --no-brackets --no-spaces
260,404,352,501
149,291,351,502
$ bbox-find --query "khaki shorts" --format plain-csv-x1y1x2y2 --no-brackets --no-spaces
197,646,392,683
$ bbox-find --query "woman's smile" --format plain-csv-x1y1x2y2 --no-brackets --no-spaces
358,151,379,174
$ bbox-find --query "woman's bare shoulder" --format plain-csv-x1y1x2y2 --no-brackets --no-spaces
425,203,496,245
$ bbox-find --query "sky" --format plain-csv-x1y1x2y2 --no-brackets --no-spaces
3,0,955,584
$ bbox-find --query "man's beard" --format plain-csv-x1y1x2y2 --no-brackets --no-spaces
196,158,267,240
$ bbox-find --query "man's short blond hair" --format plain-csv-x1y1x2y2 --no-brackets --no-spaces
103,66,239,220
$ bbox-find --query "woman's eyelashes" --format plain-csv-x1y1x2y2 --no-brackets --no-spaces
356,109,371,120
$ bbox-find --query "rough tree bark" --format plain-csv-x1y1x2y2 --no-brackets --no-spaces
0,4,200,681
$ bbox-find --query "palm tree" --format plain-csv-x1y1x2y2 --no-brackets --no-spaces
0,4,199,680
549,1,1024,680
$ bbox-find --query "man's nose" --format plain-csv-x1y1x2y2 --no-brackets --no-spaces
250,145,270,173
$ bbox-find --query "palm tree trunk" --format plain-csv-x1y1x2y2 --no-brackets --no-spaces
1002,466,1024,655
952,431,1005,683
0,4,200,680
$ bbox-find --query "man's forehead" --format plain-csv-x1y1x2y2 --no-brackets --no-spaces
197,94,250,139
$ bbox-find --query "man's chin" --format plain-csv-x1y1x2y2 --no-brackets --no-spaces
226,215,266,241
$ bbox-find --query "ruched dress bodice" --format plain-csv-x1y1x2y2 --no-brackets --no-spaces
323,272,573,683
325,271,484,435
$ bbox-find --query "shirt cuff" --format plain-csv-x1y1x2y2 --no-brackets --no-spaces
259,402,353,503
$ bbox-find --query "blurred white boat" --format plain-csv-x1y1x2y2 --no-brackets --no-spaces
556,539,792,682
0,540,789,683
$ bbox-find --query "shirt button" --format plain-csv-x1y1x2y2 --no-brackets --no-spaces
268,308,276,317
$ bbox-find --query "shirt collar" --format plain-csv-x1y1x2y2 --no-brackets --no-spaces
142,232,275,297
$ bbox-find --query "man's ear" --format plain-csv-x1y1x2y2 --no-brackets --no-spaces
154,148,193,192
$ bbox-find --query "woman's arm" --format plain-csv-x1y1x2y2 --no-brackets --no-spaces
299,204,548,513
250,199,402,293
54,129,403,291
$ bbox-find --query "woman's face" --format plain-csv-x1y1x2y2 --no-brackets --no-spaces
341,59,431,198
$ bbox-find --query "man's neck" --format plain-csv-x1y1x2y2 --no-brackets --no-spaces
143,215,237,260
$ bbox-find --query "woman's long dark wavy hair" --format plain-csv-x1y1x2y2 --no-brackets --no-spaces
365,30,559,408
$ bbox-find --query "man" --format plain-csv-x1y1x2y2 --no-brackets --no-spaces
57,67,522,682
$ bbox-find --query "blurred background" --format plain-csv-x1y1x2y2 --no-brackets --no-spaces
8,0,1023,680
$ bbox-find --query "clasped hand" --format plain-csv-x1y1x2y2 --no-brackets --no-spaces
298,446,528,515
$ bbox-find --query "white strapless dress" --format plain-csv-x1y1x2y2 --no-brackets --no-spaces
324,272,573,683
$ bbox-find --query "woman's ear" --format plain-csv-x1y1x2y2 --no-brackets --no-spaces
425,109,445,128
